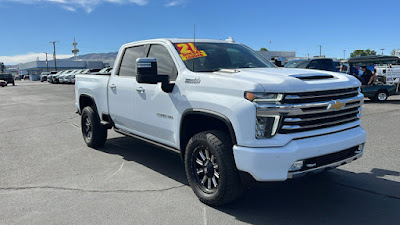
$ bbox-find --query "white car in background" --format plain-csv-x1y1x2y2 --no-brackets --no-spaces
66,69,84,84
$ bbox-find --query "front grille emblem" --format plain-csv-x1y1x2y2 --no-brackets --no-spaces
328,100,346,110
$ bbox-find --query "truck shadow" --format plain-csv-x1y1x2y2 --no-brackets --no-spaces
100,136,400,225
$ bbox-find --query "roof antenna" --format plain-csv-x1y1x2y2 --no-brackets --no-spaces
193,24,196,72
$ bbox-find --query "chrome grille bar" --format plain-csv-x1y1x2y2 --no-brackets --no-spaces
281,115,360,130
284,107,360,123
285,90,359,100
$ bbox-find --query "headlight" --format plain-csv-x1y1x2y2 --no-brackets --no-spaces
256,115,280,138
245,92,283,102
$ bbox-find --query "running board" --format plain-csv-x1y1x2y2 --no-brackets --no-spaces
114,128,180,154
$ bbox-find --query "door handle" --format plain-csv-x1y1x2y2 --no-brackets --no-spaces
136,87,145,93
109,84,116,89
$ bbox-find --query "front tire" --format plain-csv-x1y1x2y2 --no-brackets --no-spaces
184,130,244,206
81,106,107,148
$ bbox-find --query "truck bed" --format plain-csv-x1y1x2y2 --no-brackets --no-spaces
75,74,110,116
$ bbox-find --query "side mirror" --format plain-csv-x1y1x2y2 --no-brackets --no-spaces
136,58,159,84
135,57,174,92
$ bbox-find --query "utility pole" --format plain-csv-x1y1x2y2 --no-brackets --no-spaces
343,50,346,60
49,41,59,71
318,45,322,57
43,52,49,72
380,48,385,55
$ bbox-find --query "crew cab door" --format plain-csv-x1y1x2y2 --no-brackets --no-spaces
108,45,146,132
133,44,179,147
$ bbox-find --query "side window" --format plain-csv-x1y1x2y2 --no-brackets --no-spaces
319,60,333,71
119,45,146,77
308,60,319,69
147,44,178,81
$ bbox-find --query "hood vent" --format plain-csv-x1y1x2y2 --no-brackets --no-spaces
290,74,335,80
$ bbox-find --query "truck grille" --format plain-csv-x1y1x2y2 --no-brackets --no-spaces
278,87,361,134
283,87,359,104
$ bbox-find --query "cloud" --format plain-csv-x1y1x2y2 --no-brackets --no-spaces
0,52,73,65
0,0,151,13
165,0,185,7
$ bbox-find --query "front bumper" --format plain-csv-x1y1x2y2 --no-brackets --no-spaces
233,126,366,181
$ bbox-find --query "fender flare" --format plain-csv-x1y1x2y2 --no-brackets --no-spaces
180,109,237,145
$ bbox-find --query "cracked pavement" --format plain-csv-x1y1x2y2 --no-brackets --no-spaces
0,81,399,225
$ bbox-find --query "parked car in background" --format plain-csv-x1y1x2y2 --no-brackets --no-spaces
285,58,338,72
94,67,113,75
48,71,62,83
40,72,50,82
14,75,21,80
342,55,400,101
24,75,30,80
53,70,70,84
0,80,7,87
44,71,58,82
66,69,84,84
0,73,15,86
81,68,102,74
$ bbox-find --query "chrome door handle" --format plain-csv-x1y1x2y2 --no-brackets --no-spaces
136,87,145,93
109,84,116,89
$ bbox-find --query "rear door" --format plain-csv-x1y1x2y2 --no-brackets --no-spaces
108,45,147,132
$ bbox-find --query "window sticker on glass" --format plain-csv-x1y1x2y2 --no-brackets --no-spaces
175,43,207,61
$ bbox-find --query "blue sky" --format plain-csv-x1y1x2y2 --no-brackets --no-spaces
0,0,399,64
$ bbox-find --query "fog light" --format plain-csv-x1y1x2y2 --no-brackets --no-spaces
289,160,303,172
355,144,364,154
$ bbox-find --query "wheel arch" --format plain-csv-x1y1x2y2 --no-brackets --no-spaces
79,94,99,114
179,109,237,159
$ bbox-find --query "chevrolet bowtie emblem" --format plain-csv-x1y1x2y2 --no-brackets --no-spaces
328,101,346,110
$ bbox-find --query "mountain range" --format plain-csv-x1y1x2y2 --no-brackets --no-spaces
64,52,118,61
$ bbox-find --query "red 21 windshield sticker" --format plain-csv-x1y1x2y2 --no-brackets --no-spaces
175,43,207,61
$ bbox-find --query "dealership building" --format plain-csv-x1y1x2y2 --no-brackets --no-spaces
18,60,107,81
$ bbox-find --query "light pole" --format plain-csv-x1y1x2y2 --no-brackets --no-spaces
380,48,385,55
318,45,322,57
43,52,49,72
343,50,346,60
49,41,59,71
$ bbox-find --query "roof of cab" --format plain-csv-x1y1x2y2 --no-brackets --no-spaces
122,38,232,47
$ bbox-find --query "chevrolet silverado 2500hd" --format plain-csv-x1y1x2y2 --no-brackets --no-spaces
75,39,366,206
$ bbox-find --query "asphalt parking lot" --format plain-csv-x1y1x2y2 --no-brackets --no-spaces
1,81,399,225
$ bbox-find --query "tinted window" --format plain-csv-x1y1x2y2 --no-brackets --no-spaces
119,45,146,76
285,60,309,68
318,59,334,71
308,61,319,69
148,44,178,81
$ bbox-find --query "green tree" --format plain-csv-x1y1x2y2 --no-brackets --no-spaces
260,47,268,51
350,49,377,58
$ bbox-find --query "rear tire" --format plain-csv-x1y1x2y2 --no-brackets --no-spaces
81,106,107,148
184,130,244,206
375,90,388,101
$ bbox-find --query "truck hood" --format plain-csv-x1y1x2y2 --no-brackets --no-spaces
213,68,361,93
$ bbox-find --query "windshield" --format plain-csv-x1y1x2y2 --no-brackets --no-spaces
173,42,275,72
284,60,310,68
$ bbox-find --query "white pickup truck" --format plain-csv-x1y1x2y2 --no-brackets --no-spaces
75,38,366,205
